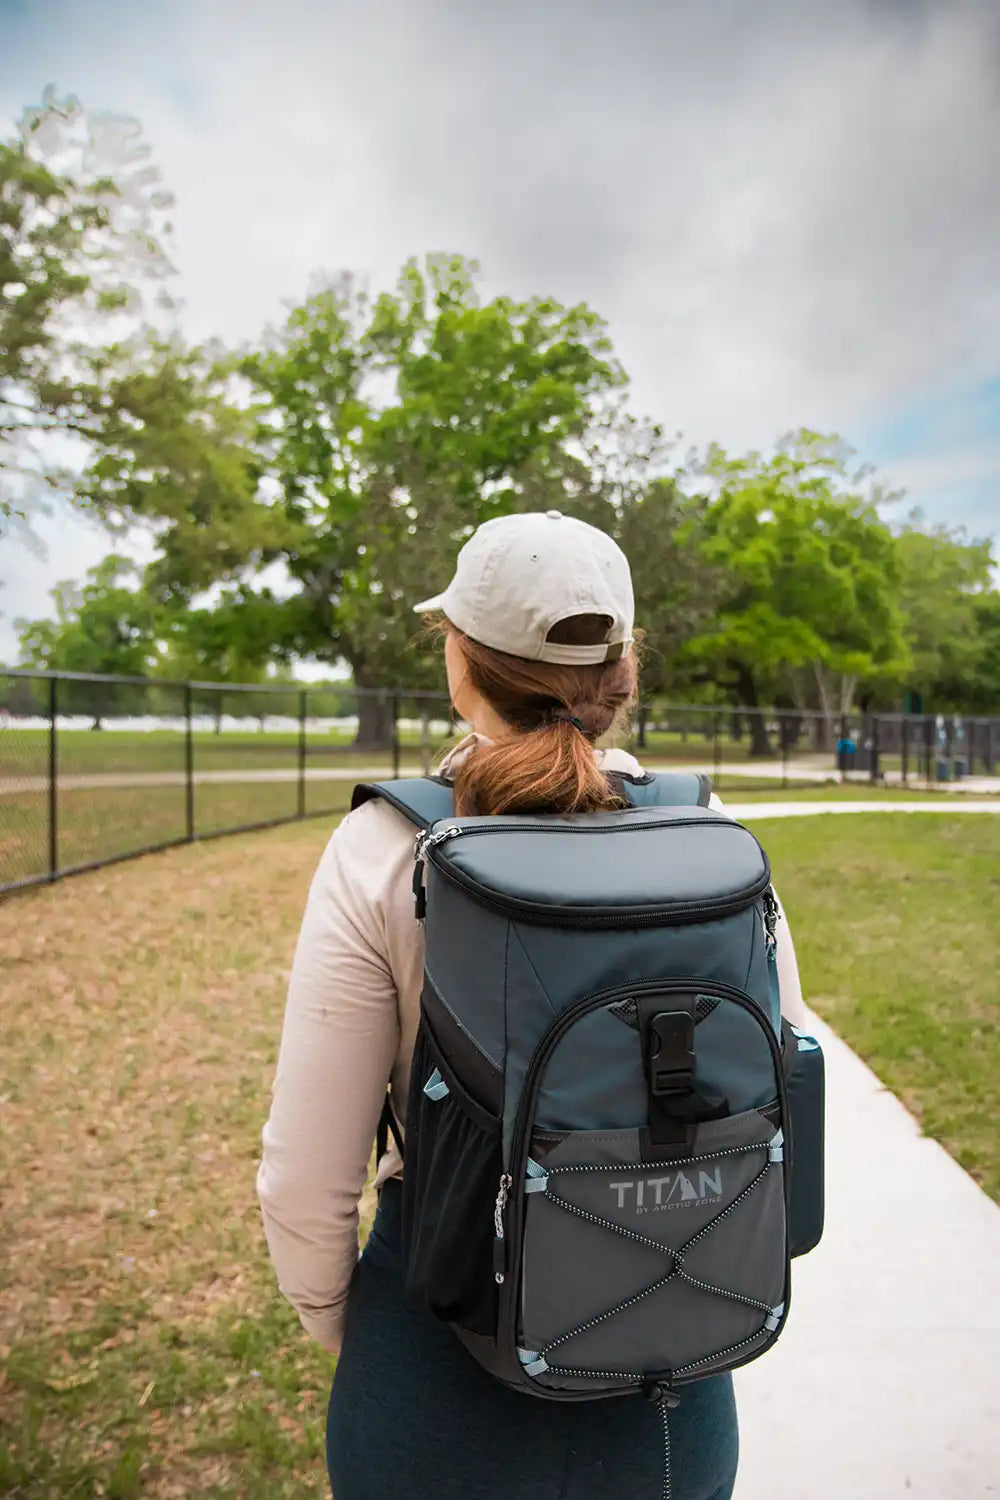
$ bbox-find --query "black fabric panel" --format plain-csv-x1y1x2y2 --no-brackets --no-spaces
421,976,505,1116
401,1025,502,1336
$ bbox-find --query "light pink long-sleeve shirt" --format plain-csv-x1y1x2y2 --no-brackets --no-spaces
257,745,807,1352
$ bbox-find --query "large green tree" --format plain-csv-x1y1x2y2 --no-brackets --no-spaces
1,88,175,530
679,432,908,752
85,255,702,745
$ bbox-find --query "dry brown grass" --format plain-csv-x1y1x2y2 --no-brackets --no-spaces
0,819,346,1499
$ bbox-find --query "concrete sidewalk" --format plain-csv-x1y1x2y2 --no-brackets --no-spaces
729,799,1000,819
733,1013,1000,1498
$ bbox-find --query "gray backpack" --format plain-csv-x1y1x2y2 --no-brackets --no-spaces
354,773,824,1426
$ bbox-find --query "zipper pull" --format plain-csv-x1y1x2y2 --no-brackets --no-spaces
493,1172,513,1284
412,826,463,920
763,888,780,950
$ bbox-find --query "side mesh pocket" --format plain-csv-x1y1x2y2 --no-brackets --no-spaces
401,1022,502,1335
782,1021,825,1257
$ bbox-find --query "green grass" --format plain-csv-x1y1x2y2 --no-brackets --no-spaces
725,783,1000,802
0,728,442,780
746,812,1000,1197
2,810,997,1494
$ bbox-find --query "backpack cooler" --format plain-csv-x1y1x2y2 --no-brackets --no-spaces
353,770,825,1481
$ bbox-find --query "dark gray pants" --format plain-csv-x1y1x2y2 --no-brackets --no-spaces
327,1182,739,1499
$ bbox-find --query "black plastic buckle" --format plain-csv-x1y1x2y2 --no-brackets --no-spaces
642,1374,681,1408
646,1011,695,1097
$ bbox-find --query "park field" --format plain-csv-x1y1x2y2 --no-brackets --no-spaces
0,724,853,779
1,812,998,1496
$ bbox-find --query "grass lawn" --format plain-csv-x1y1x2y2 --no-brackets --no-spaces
1,811,997,1496
0,820,348,1498
0,729,443,781
746,811,1000,1198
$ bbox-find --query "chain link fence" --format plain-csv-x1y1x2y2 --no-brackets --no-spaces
3,669,998,893
0,671,455,893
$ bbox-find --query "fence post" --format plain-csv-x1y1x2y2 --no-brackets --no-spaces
781,714,789,791
48,675,59,881
184,683,195,841
870,715,880,784
391,693,401,779
298,689,307,818
712,712,722,790
901,713,909,785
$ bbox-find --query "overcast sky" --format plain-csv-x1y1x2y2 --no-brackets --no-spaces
2,0,999,661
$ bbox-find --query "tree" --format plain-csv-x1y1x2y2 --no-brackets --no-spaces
15,555,160,726
89,255,645,746
157,588,290,730
1,87,175,531
891,519,995,705
679,432,908,753
617,478,721,704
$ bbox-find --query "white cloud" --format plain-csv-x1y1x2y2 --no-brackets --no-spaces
2,0,998,659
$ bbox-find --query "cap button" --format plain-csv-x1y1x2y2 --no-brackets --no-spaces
546,510,563,520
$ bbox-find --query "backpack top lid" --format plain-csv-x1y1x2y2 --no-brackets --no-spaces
352,774,767,929
419,806,770,926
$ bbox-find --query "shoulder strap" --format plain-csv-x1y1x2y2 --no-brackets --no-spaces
354,776,455,1172
613,770,712,809
354,772,709,825
352,777,455,830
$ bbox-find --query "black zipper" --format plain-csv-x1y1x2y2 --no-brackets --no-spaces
499,976,791,1383
423,819,771,928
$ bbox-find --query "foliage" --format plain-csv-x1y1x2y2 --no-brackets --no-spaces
891,520,996,709
1,88,175,530
157,588,289,687
677,432,909,744
15,555,160,724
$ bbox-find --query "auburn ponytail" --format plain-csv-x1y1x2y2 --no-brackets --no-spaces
447,621,638,817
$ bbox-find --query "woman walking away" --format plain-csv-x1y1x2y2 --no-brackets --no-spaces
258,511,812,1500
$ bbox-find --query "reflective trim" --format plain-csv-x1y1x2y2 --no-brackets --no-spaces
422,1068,449,1101
764,1301,786,1332
524,1357,550,1377
768,1128,785,1164
791,1026,820,1053
525,1158,549,1194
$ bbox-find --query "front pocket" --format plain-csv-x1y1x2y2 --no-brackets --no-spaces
519,1111,787,1391
401,1022,502,1336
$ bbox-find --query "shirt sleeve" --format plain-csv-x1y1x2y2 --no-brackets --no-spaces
256,801,403,1353
708,793,808,1027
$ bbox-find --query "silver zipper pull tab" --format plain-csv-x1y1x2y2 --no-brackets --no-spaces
493,1172,513,1284
413,826,463,919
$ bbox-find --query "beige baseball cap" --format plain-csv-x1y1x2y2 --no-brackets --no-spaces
414,510,635,665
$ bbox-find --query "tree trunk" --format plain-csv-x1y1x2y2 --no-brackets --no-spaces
734,664,772,757
352,661,395,751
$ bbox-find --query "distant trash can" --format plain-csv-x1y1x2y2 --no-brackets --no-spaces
953,758,967,780
935,758,951,782
835,736,857,774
